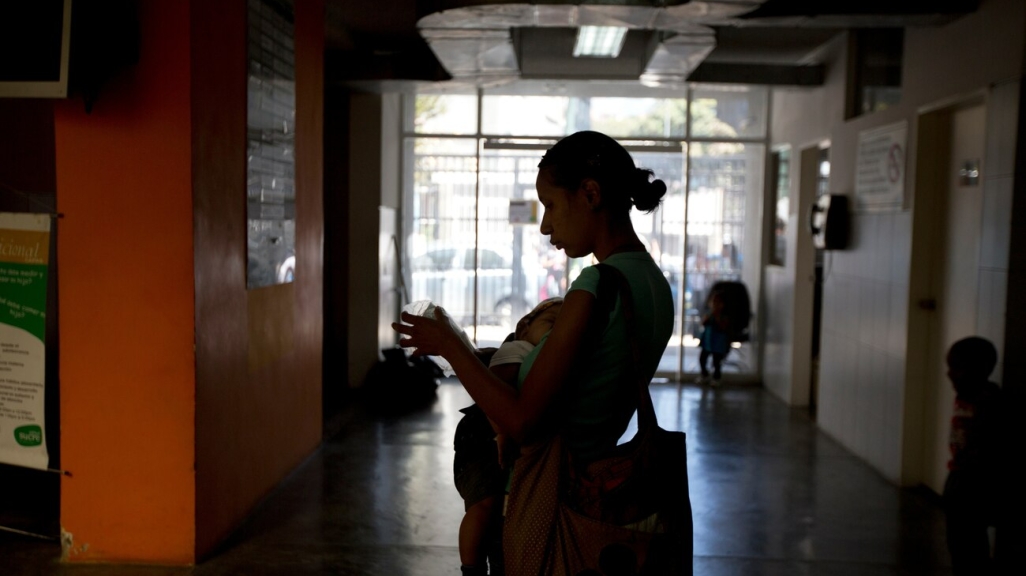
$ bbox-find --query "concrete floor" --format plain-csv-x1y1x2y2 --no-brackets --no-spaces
2,380,953,575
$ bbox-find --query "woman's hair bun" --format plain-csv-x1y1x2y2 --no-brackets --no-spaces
539,132,669,214
631,168,667,213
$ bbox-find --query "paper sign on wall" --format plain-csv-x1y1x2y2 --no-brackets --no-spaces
509,199,538,225
856,120,907,210
0,212,50,470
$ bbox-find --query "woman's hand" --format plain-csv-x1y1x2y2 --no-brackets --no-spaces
391,306,467,359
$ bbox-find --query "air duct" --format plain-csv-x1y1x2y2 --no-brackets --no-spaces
416,1,768,87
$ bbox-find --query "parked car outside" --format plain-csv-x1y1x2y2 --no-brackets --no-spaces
409,244,543,330
277,254,295,283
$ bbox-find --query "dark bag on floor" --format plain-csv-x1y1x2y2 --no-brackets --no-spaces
364,348,441,414
502,264,694,575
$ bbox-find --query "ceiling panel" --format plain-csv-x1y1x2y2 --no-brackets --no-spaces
324,0,980,88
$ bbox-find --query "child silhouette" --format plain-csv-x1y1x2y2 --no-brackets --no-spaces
943,336,1004,575
696,289,730,386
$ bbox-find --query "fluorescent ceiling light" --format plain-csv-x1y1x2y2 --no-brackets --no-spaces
573,26,628,58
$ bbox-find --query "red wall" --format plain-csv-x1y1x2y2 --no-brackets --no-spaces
192,0,324,558
53,0,324,562
54,0,196,563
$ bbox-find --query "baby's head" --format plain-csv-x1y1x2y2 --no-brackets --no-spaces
515,297,564,345
946,336,997,396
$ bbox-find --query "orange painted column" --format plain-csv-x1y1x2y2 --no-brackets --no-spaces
53,0,196,564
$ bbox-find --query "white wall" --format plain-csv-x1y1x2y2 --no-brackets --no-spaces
347,93,403,388
768,0,1025,484
819,209,913,482
761,263,794,401
976,82,1019,384
763,35,846,404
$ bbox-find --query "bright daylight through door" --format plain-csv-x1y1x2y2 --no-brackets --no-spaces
401,83,766,379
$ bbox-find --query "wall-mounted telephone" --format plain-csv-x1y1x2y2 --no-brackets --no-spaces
809,193,849,250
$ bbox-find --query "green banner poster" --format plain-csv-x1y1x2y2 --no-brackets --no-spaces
0,213,50,470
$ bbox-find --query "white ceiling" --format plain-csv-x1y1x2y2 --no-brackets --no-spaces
324,0,980,90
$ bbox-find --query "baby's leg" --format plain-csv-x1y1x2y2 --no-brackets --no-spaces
460,495,499,572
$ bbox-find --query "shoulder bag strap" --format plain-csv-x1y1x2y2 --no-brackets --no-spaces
595,263,659,432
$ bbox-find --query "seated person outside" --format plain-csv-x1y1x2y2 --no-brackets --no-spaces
696,288,730,386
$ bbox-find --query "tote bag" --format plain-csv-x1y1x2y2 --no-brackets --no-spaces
503,264,693,575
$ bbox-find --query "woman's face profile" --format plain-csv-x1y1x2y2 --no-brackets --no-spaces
536,168,592,258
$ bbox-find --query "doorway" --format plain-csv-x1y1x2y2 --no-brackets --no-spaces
909,100,986,494
809,145,830,415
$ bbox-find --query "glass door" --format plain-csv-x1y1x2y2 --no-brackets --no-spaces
684,141,764,378
402,85,766,381
626,148,687,376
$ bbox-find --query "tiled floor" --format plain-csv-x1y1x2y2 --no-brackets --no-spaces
2,381,953,575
